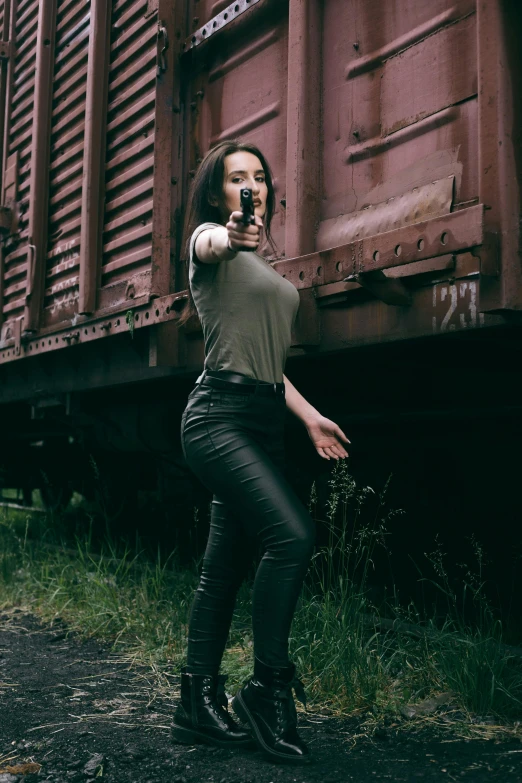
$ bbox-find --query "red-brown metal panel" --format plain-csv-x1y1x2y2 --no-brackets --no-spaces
0,0,11,330
0,0,39,327
150,0,178,299
321,0,477,231
100,0,158,308
24,0,58,332
284,0,321,259
0,0,521,371
477,0,522,312
78,0,112,315
42,0,90,329
182,0,289,258
0,0,10,191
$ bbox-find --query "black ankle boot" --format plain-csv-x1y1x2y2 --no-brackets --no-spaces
172,668,253,747
232,657,310,764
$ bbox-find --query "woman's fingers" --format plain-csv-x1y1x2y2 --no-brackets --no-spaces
228,233,259,249
226,214,261,250
227,220,260,236
317,445,349,461
228,226,260,239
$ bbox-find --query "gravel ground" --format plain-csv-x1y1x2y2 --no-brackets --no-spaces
0,610,520,783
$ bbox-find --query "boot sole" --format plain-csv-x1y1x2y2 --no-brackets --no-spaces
232,692,311,765
171,722,254,748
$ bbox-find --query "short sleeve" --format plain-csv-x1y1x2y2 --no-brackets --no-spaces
189,222,222,266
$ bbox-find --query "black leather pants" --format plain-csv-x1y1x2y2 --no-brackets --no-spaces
180,372,316,673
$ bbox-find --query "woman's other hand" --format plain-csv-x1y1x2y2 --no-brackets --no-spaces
226,212,263,252
305,414,351,461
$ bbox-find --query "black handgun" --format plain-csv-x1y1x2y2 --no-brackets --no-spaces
240,187,256,226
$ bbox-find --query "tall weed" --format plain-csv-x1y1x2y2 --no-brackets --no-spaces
0,461,520,725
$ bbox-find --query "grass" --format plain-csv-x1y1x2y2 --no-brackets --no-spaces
0,461,521,741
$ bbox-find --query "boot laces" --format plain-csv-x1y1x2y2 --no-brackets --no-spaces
272,675,307,734
273,675,307,709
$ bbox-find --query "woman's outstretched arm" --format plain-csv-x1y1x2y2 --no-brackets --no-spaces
282,374,351,461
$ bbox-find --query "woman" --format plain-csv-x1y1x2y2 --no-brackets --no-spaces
173,140,350,764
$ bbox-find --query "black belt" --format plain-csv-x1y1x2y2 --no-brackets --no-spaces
196,369,286,399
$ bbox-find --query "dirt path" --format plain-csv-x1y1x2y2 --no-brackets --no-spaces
0,610,520,783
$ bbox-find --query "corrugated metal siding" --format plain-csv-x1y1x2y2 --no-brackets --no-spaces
1,0,39,324
101,0,156,302
44,0,91,328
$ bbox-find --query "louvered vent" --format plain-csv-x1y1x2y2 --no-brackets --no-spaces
1,0,39,324
43,0,91,328
101,0,156,300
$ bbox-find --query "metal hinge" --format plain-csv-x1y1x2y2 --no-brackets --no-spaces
157,21,168,75
0,41,13,61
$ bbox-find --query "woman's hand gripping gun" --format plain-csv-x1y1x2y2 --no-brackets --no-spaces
226,188,263,253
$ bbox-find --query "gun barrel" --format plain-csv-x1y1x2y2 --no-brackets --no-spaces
240,187,255,225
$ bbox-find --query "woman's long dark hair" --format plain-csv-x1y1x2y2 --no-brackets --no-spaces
177,140,277,327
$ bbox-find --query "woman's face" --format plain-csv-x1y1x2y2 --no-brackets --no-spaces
221,151,268,221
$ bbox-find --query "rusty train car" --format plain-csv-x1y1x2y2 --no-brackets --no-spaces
0,0,520,516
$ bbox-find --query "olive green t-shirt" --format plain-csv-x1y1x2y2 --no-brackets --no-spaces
189,222,300,384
